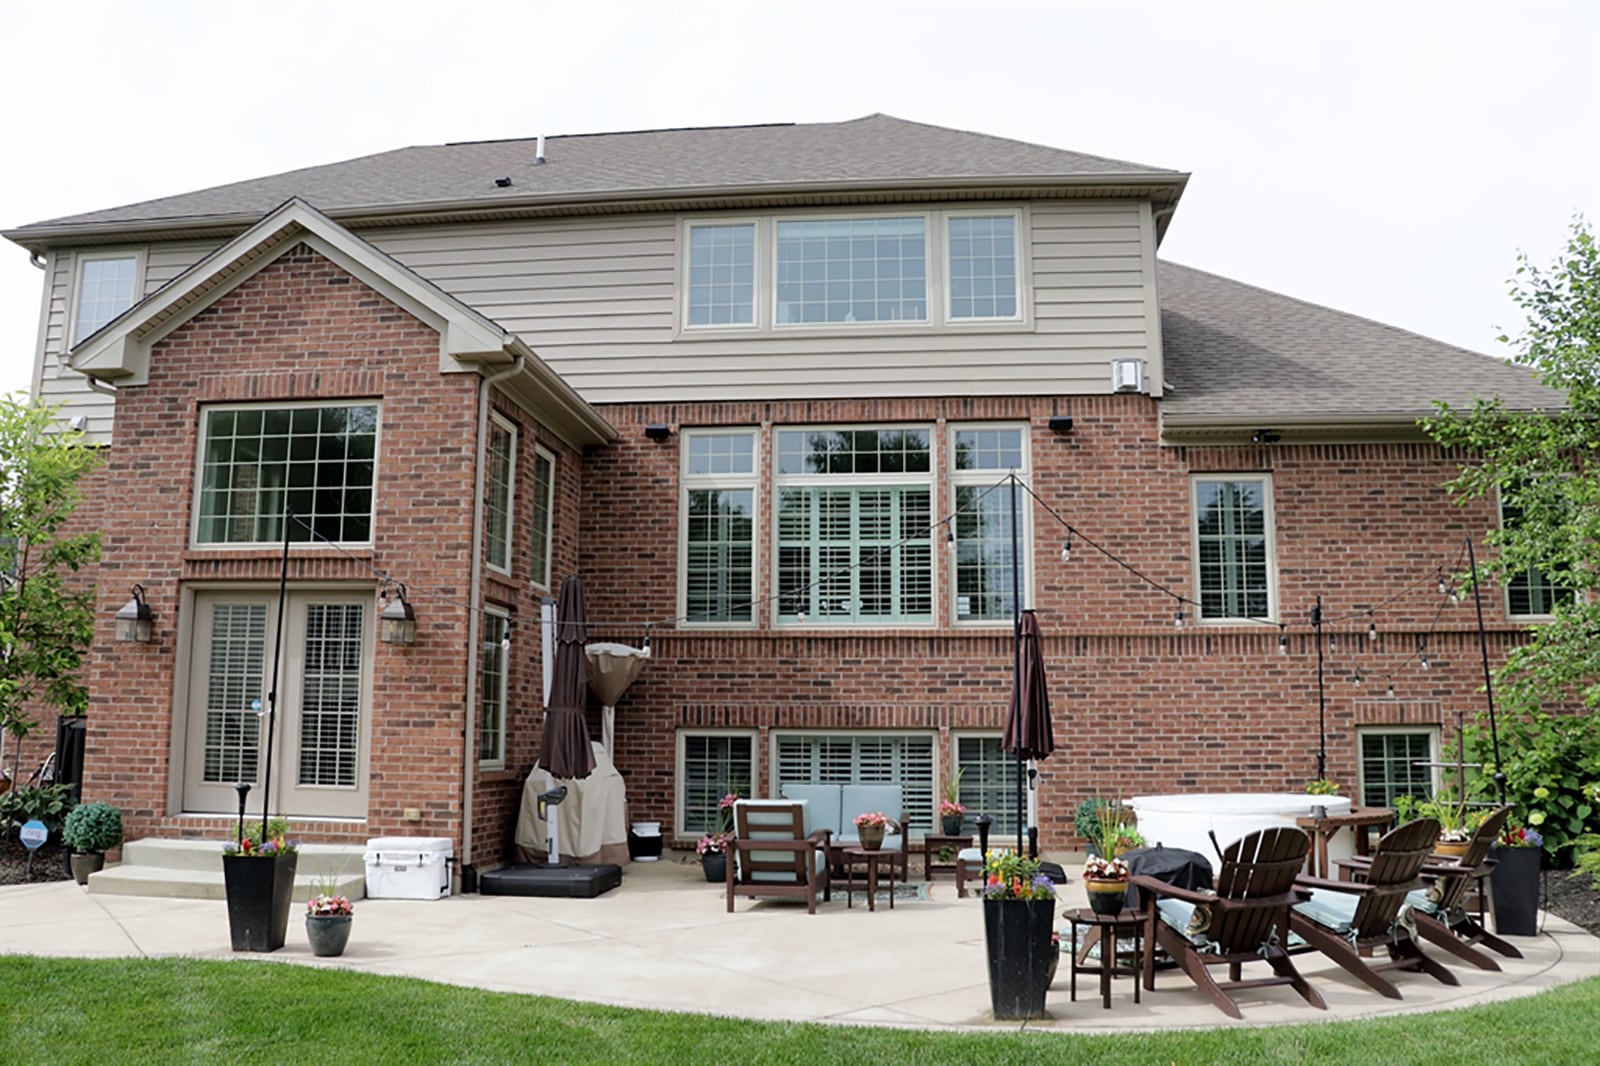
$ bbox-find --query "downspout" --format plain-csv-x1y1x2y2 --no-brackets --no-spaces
461,353,523,887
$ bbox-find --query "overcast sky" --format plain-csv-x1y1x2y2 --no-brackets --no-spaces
2,0,1596,400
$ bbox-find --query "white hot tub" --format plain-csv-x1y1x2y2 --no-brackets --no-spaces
1128,793,1353,869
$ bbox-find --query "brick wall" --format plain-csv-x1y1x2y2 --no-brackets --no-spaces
581,397,1526,849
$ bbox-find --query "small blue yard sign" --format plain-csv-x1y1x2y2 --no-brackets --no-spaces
19,819,48,851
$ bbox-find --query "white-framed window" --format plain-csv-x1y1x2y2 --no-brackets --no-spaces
950,424,1030,623
776,215,928,325
478,608,510,769
772,731,935,836
529,446,555,591
1357,726,1440,808
684,221,757,328
485,414,517,574
946,213,1021,321
1191,474,1275,622
775,426,934,625
681,430,758,624
71,252,140,344
955,733,1023,836
678,730,756,836
1499,491,1573,618
194,402,379,546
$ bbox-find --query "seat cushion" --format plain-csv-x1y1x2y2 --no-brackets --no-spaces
781,784,841,836
1293,888,1358,935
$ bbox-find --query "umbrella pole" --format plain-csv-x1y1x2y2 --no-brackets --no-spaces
1466,537,1507,805
1010,474,1025,856
262,503,291,842
1313,595,1326,782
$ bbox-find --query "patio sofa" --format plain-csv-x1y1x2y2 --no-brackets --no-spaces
779,783,910,873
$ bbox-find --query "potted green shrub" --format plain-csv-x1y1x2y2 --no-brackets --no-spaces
61,801,121,884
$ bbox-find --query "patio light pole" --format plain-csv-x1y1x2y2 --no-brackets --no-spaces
1312,595,1326,782
1465,537,1508,805
261,503,292,841
1009,474,1026,856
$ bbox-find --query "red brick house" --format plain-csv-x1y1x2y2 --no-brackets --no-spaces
5,116,1557,876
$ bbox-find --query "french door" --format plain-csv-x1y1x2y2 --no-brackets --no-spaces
181,589,372,818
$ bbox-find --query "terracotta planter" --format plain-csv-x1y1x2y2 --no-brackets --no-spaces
1435,839,1472,859
1085,876,1130,915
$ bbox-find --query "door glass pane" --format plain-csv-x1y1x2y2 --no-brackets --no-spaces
203,604,266,783
298,603,365,788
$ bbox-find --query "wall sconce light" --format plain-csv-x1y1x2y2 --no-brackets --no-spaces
643,424,673,442
115,584,155,643
1047,415,1074,434
379,583,418,645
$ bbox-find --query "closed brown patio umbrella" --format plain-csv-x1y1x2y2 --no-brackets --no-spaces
541,575,596,780
1003,608,1056,852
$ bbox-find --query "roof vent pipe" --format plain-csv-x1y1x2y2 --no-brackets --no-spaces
535,135,546,165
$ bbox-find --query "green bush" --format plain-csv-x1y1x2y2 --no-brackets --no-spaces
1454,708,1600,865
62,801,122,853
0,783,78,835
1074,797,1109,842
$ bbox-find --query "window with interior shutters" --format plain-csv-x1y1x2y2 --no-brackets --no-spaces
955,735,1021,836
1192,475,1275,621
773,733,934,835
681,733,754,834
486,415,516,574
1357,728,1439,807
297,602,364,788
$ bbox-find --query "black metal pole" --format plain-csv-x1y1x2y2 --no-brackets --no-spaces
1466,536,1507,804
262,504,292,841
1313,595,1326,781
1010,473,1025,856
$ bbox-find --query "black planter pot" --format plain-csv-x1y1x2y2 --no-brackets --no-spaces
1490,846,1540,937
941,815,965,836
70,851,105,885
701,851,727,883
223,853,299,952
982,897,1055,1019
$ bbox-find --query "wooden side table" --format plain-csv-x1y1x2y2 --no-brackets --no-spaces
1295,806,1394,878
843,847,899,912
1066,907,1143,1009
922,833,972,881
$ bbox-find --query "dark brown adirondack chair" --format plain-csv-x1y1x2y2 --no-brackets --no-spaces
1134,825,1326,1019
1289,817,1460,999
725,799,832,915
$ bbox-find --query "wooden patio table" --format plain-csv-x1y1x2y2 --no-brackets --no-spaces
1295,805,1394,879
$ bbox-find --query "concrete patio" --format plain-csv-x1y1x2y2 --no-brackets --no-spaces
2,856,1594,1033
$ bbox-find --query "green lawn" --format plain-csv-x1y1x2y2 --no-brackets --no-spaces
1,957,1594,1065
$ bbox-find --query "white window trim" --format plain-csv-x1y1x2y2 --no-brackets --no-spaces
70,249,146,347
679,218,762,333
678,428,761,629
529,444,556,592
478,607,511,770
942,209,1027,325
674,207,1032,337
1497,488,1571,620
948,422,1033,627
1355,725,1441,806
1189,472,1278,625
675,728,759,838
772,423,938,628
189,399,382,550
486,412,517,576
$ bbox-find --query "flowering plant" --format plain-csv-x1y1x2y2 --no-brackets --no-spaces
307,893,354,916
1500,824,1544,849
222,816,297,857
696,792,739,856
938,798,967,817
983,850,1055,901
854,810,890,830
1306,779,1341,796
1083,854,1131,881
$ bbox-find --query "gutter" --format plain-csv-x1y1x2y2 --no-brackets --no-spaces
461,353,524,886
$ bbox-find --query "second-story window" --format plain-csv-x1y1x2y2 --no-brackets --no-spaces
775,427,934,625
529,446,555,591
195,403,378,546
947,215,1019,320
776,217,927,325
73,254,139,343
486,414,516,574
686,223,756,327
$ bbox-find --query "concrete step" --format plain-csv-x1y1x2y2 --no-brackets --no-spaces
88,838,366,901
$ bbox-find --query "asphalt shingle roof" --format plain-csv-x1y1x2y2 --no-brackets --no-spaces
13,115,1181,233
1157,261,1560,423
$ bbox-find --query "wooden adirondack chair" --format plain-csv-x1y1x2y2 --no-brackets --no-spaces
1289,817,1460,999
1134,825,1326,1019
725,799,832,915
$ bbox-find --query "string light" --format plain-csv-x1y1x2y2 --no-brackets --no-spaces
1420,652,1430,670
1060,536,1072,564
1437,569,1448,596
1328,631,1338,651
1367,613,1378,642
1277,625,1288,654
1174,604,1185,629
945,522,956,552
1386,682,1396,698
1353,669,1363,687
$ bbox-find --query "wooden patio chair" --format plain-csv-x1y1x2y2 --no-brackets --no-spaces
1133,825,1326,1019
724,799,832,916
1288,817,1460,999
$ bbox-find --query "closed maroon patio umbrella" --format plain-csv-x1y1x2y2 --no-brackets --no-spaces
1003,608,1056,852
541,575,596,780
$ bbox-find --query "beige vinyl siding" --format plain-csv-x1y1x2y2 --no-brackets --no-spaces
33,239,222,440
365,200,1158,404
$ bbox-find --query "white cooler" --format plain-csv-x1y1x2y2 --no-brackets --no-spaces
364,836,453,900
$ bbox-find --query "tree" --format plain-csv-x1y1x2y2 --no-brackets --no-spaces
0,395,102,745
1425,219,1599,713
